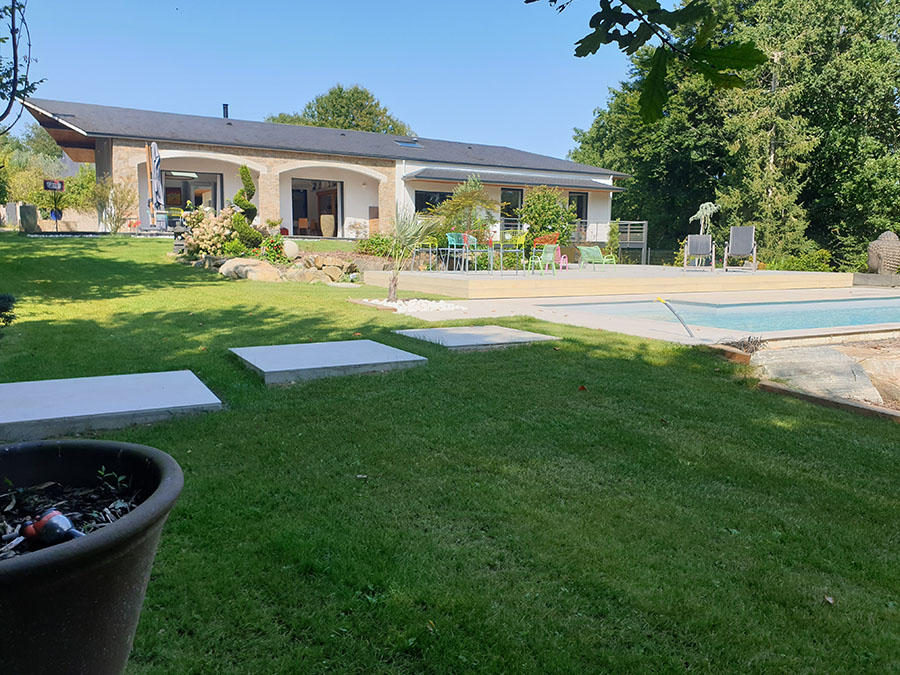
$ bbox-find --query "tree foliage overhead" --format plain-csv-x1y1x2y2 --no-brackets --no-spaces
266,85,413,136
527,0,766,121
570,0,900,268
0,1,40,134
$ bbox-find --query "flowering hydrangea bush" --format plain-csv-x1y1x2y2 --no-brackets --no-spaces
183,206,239,257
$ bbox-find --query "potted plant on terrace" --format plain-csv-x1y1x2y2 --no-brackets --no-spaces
0,440,183,674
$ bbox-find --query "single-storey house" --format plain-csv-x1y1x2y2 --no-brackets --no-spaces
24,98,626,241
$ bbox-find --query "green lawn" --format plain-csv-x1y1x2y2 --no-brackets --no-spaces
2,234,898,673
287,237,358,253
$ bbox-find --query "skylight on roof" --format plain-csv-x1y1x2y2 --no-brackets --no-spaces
395,139,423,148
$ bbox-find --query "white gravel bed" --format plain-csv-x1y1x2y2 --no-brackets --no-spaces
365,299,466,314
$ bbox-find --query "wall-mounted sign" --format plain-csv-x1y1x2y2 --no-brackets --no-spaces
43,179,65,191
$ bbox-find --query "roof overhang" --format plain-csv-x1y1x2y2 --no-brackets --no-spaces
22,99,96,163
404,168,626,192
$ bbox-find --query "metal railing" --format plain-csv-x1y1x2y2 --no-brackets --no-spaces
570,220,649,264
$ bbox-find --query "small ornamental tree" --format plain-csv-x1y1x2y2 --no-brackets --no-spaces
231,166,262,248
689,202,719,236
430,175,498,244
233,165,257,224
606,220,620,259
92,176,138,234
516,186,578,253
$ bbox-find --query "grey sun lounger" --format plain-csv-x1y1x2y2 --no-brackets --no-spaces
724,226,757,271
684,234,715,271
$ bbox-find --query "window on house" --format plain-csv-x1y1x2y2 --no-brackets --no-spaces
414,190,452,212
569,192,588,222
500,188,524,226
395,139,424,148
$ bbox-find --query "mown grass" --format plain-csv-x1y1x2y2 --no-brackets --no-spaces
1,233,898,673
288,238,357,253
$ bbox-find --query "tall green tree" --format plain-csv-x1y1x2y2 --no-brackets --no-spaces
21,122,61,158
267,85,413,136
571,0,900,267
570,58,728,248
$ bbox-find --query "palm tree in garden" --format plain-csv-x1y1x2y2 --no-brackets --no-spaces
386,207,439,303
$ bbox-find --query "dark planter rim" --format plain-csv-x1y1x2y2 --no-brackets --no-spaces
0,439,184,579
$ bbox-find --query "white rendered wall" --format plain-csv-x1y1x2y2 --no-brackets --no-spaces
278,166,379,236
398,160,617,241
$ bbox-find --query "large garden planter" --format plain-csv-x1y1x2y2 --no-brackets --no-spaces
0,440,184,675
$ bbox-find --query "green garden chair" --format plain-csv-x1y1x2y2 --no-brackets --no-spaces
577,245,617,270
441,232,466,271
529,244,558,276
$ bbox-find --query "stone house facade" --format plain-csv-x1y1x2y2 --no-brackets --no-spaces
24,98,627,241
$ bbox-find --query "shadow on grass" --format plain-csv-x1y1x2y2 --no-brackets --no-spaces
2,236,223,302
6,286,900,671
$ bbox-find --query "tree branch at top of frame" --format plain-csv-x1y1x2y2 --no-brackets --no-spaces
525,0,766,123
0,1,41,135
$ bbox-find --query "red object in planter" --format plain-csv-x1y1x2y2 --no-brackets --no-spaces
280,227,289,236
22,509,85,545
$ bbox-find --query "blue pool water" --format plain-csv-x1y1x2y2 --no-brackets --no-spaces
543,297,900,332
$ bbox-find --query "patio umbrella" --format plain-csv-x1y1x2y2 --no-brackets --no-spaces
150,142,165,213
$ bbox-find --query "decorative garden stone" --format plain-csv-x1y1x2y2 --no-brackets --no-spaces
283,239,300,260
219,257,281,282
867,231,900,275
323,266,343,282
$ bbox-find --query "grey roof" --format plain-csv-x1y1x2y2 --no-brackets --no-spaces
405,167,625,192
24,98,627,178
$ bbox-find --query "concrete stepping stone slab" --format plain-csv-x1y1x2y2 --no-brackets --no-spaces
0,370,223,443
229,339,427,386
395,325,560,351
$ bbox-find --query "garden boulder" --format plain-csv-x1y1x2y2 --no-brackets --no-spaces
283,239,301,260
219,258,282,282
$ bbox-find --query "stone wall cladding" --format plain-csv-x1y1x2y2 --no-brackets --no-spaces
111,138,396,233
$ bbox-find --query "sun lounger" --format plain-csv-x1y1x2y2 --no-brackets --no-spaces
684,234,715,271
724,226,757,271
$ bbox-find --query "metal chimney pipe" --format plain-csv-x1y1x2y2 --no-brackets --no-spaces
222,103,229,119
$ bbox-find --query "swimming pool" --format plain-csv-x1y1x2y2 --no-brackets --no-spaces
542,297,900,333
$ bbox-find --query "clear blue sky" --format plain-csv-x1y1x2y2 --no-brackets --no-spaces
22,0,630,160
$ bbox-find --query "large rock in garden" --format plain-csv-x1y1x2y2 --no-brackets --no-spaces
283,239,301,260
322,266,343,282
219,258,282,282
322,256,345,270
867,231,900,275
303,269,330,284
